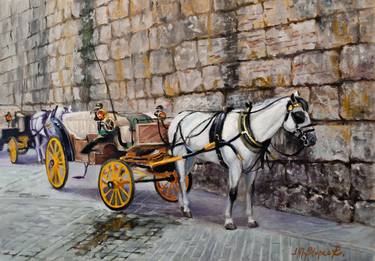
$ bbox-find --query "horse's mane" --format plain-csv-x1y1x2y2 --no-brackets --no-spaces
251,96,288,110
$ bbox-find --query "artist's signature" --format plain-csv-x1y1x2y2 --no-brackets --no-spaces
292,245,343,260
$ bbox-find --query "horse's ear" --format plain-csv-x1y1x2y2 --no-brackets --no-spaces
67,105,72,112
290,93,296,102
51,105,58,117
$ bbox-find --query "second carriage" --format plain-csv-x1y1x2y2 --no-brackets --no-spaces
44,106,192,210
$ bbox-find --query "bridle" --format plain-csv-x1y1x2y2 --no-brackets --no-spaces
284,100,316,147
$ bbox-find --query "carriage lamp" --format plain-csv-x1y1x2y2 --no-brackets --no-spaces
5,112,12,127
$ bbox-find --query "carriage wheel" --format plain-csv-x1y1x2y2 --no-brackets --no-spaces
8,137,18,164
45,137,68,189
98,159,134,211
154,171,192,202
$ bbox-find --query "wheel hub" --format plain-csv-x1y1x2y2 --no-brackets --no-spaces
108,181,114,189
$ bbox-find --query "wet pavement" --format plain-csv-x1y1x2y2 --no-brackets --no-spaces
0,149,374,260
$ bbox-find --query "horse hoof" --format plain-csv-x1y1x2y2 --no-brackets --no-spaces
180,207,193,218
248,221,258,228
225,223,237,230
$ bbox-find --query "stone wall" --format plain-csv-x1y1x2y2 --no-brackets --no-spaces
0,0,374,226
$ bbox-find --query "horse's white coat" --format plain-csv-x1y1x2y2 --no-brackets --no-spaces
168,93,313,229
30,106,71,162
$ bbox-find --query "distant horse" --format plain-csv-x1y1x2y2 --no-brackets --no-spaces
30,106,71,162
168,92,316,230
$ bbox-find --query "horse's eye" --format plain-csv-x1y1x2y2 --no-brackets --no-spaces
292,111,305,124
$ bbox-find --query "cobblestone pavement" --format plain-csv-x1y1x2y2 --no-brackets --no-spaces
0,150,374,261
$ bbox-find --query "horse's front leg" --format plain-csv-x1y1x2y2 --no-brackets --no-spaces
224,160,242,230
40,136,48,163
245,170,258,228
175,159,192,218
34,135,42,163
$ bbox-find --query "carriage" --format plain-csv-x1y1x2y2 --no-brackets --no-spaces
0,111,34,164
44,106,192,210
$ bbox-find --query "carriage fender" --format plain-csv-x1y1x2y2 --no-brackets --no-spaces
50,117,74,161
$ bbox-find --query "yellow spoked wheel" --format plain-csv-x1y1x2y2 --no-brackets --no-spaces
98,159,134,211
45,137,68,189
154,171,192,202
8,137,18,164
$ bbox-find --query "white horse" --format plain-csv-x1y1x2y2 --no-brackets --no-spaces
168,92,316,230
30,106,71,162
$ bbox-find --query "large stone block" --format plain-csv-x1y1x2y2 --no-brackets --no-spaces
309,163,350,198
318,0,356,16
209,12,237,36
159,21,186,48
133,53,151,79
354,202,375,227
292,51,340,85
237,4,264,31
239,58,291,87
309,195,353,223
131,11,154,32
122,58,133,79
151,76,164,96
359,8,375,43
340,44,375,80
213,0,236,11
109,0,129,20
197,38,228,66
285,162,308,187
173,92,224,112
183,15,208,40
95,6,109,26
110,38,130,59
340,81,375,120
178,69,203,93
351,163,375,201
350,123,375,162
98,25,112,44
155,2,179,23
163,73,180,96
191,0,210,14
112,18,131,38
263,0,288,27
202,65,224,90
174,41,198,71
95,44,109,61
310,85,340,120
238,30,266,60
266,20,318,56
318,12,358,48
130,31,149,54
149,27,160,50
150,49,174,74
130,0,151,16
288,0,318,22
306,125,350,162
357,0,375,8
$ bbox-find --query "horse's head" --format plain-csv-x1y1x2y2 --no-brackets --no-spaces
52,105,72,120
282,92,316,147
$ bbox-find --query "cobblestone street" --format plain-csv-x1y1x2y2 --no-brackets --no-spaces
0,150,374,261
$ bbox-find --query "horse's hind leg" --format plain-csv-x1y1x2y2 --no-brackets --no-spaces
224,160,242,230
245,171,258,228
175,159,192,218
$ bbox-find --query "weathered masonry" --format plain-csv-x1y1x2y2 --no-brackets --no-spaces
0,0,374,226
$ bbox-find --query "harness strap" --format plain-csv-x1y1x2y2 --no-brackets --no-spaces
209,110,231,168
240,106,263,150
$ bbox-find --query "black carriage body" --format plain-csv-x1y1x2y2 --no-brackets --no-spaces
0,115,33,150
